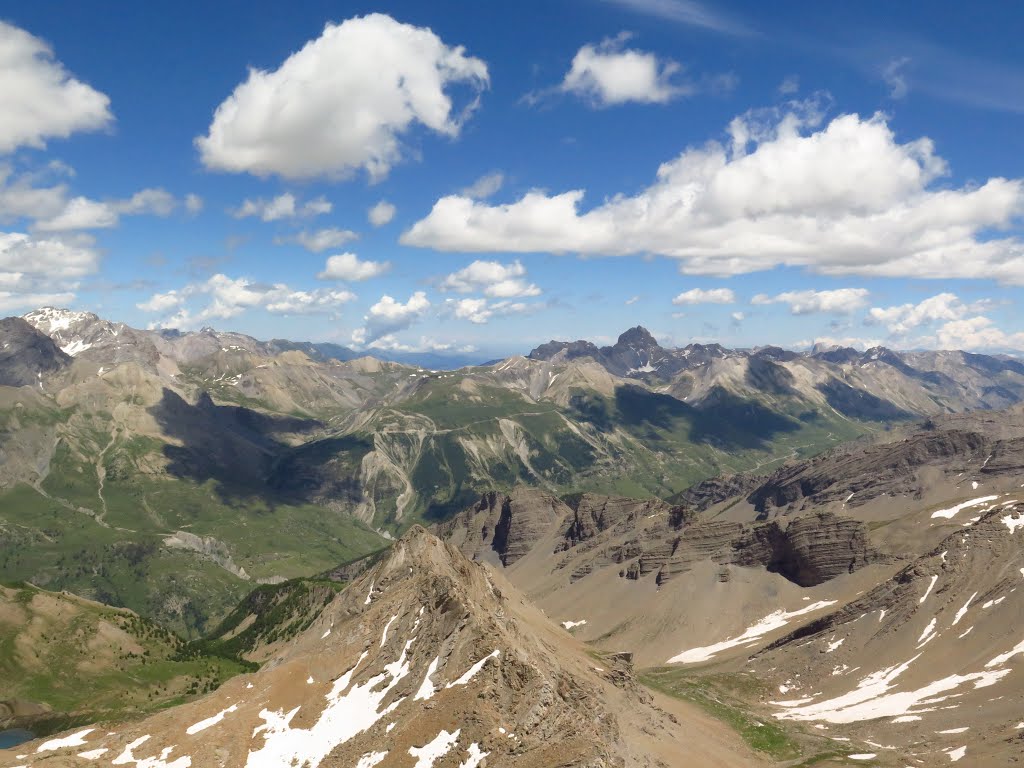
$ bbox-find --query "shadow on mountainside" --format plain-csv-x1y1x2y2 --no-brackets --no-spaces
614,384,801,450
150,388,322,500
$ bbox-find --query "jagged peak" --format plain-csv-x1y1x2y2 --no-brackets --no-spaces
614,325,659,348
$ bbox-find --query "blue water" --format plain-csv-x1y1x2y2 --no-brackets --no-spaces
0,728,34,748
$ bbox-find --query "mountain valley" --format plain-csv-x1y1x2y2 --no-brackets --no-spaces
3,309,1024,765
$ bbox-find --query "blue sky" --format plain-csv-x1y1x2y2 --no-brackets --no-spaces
2,0,1024,359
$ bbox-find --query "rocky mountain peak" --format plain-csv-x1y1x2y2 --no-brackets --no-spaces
612,325,660,351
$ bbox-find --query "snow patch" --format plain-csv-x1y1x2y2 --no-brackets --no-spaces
561,619,587,630
186,704,238,735
920,574,939,603
952,592,977,626
1002,512,1024,534
931,496,999,520
112,735,190,767
409,729,460,768
667,601,837,664
37,729,94,753
445,649,500,688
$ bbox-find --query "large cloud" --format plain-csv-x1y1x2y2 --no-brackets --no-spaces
752,288,869,315
138,273,356,329
318,252,390,281
441,259,540,298
233,193,331,222
196,14,488,180
402,103,1024,284
0,231,99,309
672,287,735,305
560,34,688,106
0,21,112,153
35,188,177,231
352,291,430,345
276,227,358,253
867,292,973,334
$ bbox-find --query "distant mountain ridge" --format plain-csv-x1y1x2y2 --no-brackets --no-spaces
529,324,1024,383
21,306,484,370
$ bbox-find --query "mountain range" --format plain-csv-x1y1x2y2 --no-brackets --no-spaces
4,308,1024,765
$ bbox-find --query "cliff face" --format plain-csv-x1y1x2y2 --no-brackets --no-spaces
436,488,879,590
746,429,992,516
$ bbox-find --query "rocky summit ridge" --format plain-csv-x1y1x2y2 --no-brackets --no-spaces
4,525,759,767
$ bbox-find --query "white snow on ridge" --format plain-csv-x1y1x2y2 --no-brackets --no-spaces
946,745,967,762
60,339,93,356
771,630,1024,724
112,735,190,767
1002,512,1024,534
917,618,938,647
930,496,999,520
562,619,587,630
356,752,388,768
667,601,837,664
445,649,501,688
919,574,939,603
37,728,94,752
414,656,439,701
409,729,460,768
459,743,489,768
186,703,238,735
381,614,398,647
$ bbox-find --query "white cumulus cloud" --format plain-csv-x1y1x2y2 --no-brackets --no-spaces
402,103,1024,285
560,33,688,106
0,230,99,309
195,14,488,180
0,21,112,153
444,297,532,324
672,287,735,305
460,171,504,199
751,288,869,315
34,187,178,231
138,273,356,329
318,252,390,281
867,292,973,334
276,227,359,253
441,259,541,298
233,193,331,222
368,200,396,227
352,291,431,345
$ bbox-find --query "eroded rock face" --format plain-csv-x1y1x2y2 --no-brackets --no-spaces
555,510,877,588
435,487,571,566
437,487,879,590
747,429,992,516
0,317,69,387
732,512,876,587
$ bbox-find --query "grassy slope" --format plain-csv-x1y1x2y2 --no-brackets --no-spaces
640,666,857,765
0,430,385,636
0,583,250,734
353,379,877,528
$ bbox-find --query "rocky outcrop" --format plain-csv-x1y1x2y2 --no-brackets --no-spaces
669,472,767,512
747,429,991,516
732,512,876,586
434,487,571,565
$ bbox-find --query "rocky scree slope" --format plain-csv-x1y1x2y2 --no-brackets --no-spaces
2,526,763,767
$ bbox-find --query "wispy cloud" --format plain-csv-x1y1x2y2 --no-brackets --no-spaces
600,0,751,37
